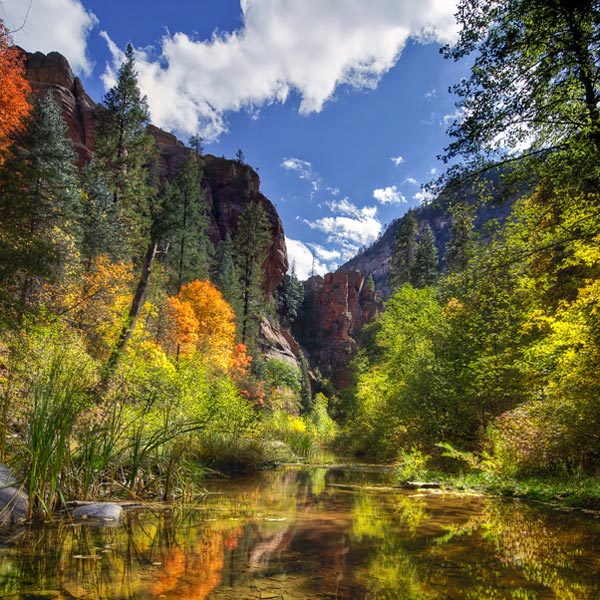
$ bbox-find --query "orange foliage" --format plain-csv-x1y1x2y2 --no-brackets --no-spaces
163,280,237,370
0,21,31,164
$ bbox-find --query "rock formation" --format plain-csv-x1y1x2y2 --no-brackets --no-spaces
294,270,381,389
22,49,288,294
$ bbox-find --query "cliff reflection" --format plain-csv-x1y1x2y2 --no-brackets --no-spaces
0,467,598,599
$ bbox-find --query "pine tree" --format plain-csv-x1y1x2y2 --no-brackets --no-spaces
412,224,439,288
233,200,272,346
0,91,81,313
92,43,156,258
444,203,475,273
80,174,123,264
389,211,418,289
160,153,210,293
276,263,305,327
213,233,243,318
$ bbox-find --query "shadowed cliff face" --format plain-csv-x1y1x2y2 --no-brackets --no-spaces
22,49,288,294
294,270,381,390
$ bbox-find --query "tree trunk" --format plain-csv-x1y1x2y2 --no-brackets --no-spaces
100,240,158,391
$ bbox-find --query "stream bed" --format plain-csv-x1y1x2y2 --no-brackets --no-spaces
0,464,599,599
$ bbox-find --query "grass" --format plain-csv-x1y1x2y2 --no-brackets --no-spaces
433,470,600,511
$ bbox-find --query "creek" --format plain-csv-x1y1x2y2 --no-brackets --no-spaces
0,464,599,599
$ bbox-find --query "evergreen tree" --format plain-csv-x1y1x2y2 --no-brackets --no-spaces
160,153,210,292
213,233,242,318
389,210,418,289
412,225,439,288
233,200,272,347
0,91,81,313
80,174,123,264
444,203,476,273
92,43,156,258
276,263,304,327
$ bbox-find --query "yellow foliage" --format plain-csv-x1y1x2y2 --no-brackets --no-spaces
162,280,237,371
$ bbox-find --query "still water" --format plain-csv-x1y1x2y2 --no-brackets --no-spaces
0,465,599,599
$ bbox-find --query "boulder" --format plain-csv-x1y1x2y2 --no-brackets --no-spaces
71,502,123,522
0,464,28,525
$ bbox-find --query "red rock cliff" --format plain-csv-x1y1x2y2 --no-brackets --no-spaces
294,270,381,389
22,50,287,293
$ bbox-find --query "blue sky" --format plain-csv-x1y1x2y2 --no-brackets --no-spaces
3,0,467,279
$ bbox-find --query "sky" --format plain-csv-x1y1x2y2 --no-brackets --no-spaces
2,0,469,279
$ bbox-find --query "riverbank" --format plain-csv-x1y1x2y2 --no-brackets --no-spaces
439,472,600,512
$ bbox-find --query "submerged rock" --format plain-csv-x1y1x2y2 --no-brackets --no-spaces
0,464,28,525
71,502,123,522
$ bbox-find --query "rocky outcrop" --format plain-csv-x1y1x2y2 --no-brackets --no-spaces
259,318,301,368
23,49,97,164
23,50,287,293
202,155,287,293
294,270,381,389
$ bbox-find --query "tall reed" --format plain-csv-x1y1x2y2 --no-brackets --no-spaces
20,341,94,519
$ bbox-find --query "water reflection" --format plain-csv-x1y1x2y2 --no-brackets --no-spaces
0,466,598,599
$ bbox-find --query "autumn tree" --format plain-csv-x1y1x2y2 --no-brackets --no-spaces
163,279,237,371
0,21,31,165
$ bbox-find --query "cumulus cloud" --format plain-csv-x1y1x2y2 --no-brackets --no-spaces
390,155,404,166
404,177,419,185
101,0,458,139
286,238,329,280
373,185,406,205
3,0,97,76
305,197,381,251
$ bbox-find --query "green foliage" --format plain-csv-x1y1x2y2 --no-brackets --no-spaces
159,153,210,292
389,210,418,289
275,264,304,327
394,447,431,483
442,0,600,176
91,43,156,258
233,200,272,347
307,392,338,443
0,91,81,316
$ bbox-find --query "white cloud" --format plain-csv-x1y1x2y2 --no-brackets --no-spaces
327,197,378,219
404,177,419,185
281,157,313,178
413,189,436,204
309,243,341,263
3,0,97,76
425,88,437,99
101,0,458,139
286,238,329,280
305,211,381,249
373,185,406,205
390,155,404,166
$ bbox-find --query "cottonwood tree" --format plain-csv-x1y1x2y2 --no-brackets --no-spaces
442,0,600,183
